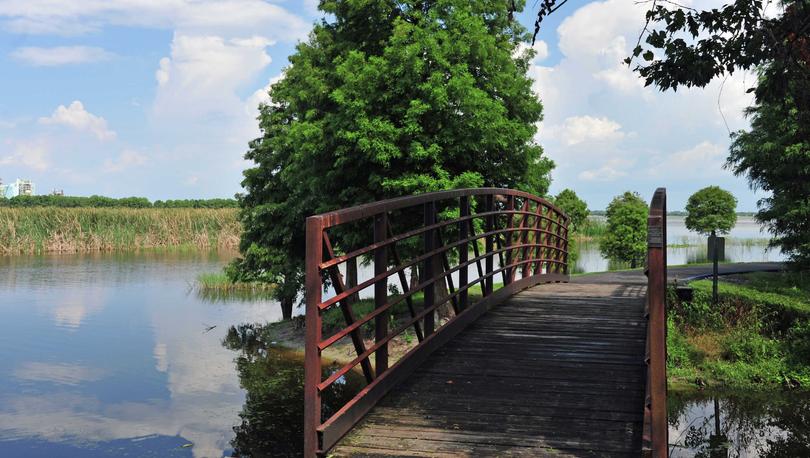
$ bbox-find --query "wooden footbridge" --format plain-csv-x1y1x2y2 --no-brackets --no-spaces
305,188,668,457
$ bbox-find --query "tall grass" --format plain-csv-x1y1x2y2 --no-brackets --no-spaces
575,217,607,240
195,272,275,302
0,207,241,255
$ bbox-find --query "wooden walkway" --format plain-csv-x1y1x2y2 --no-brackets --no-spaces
332,279,648,457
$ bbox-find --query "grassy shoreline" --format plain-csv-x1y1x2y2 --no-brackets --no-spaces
0,207,240,255
668,271,810,391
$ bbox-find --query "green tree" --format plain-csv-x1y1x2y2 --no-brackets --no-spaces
600,191,648,268
685,186,738,237
553,188,588,232
622,1,810,268
230,0,554,318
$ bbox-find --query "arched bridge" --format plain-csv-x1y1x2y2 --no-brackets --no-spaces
304,188,668,457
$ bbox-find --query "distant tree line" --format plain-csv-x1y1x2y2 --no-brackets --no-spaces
0,195,237,208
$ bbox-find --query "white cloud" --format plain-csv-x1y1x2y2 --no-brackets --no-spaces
153,34,272,120
526,0,758,209
103,150,148,172
11,46,113,66
0,0,309,41
550,115,625,146
515,40,549,64
15,362,106,385
0,140,50,171
39,101,116,141
647,141,727,178
578,158,633,182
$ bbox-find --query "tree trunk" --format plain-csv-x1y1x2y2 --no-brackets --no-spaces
409,265,420,293
280,296,294,320
631,259,637,269
433,255,452,320
346,257,360,303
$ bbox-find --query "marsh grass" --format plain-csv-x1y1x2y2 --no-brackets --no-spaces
0,207,240,255
195,272,275,302
575,217,607,240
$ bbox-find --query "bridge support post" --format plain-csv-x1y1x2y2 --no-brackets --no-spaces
423,201,436,336
374,213,389,372
459,196,469,311
504,195,514,285
304,216,323,458
484,195,494,296
644,188,668,457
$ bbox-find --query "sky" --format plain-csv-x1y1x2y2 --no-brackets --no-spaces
0,0,770,210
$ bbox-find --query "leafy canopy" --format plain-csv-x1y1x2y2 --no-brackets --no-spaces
599,191,648,267
230,0,554,312
553,188,588,231
685,186,738,236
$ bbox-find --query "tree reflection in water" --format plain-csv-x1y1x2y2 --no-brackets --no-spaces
223,324,364,457
668,391,810,457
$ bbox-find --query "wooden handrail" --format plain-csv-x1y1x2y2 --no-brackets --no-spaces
643,187,668,457
304,188,569,456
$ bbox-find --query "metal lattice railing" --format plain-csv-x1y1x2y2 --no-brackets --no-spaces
303,188,570,456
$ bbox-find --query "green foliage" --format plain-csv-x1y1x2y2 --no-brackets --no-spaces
628,0,810,268
152,199,238,208
667,272,810,389
232,0,554,311
553,188,589,231
222,325,364,457
599,191,648,267
684,186,738,236
0,195,237,208
729,86,810,269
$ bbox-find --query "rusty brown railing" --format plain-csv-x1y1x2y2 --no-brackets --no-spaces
304,188,569,456
643,187,668,457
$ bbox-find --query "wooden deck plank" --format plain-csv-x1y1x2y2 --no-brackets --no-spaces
331,280,647,457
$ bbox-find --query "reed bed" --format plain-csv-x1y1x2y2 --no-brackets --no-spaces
194,272,275,302
0,207,241,255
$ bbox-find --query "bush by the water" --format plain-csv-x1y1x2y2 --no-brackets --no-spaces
668,272,810,389
0,207,240,254
0,195,237,208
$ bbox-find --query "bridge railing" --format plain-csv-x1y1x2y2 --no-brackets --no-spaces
643,187,668,457
304,188,569,456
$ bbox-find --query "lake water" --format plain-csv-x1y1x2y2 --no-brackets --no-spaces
668,391,810,456
0,216,794,457
574,216,786,273
0,252,282,457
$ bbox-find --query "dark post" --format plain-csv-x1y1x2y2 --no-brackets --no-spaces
459,196,470,311
484,194,494,296
711,231,719,305
304,216,323,458
504,195,514,284
646,188,668,457
374,213,388,372
423,201,436,336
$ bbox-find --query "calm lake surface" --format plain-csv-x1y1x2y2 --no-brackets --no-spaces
574,216,786,273
0,216,796,456
669,391,810,457
0,252,286,457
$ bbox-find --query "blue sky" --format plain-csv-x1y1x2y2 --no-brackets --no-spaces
0,0,765,210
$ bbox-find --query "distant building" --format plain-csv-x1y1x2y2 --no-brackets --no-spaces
51,189,64,196
0,178,36,198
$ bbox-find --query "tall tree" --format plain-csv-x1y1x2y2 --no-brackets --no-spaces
600,191,648,268
553,188,589,232
685,186,738,237
230,0,554,316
